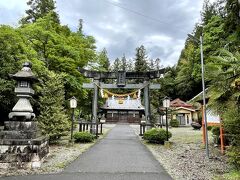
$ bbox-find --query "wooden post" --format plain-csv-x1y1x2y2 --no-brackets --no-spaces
220,121,224,154
140,124,142,136
100,123,103,134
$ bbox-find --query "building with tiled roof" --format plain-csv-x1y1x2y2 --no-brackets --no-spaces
170,98,198,125
160,98,198,126
101,96,144,123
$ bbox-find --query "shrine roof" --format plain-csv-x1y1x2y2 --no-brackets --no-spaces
101,97,145,111
170,98,193,108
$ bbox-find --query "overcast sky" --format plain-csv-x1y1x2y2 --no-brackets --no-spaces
0,0,211,67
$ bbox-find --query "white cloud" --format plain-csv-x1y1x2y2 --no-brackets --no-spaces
0,0,206,67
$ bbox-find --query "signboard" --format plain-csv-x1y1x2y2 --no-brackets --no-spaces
206,110,220,124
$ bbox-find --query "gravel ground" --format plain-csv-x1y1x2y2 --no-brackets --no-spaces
130,125,231,180
0,124,115,177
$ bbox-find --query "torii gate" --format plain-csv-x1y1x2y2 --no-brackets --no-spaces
79,68,165,133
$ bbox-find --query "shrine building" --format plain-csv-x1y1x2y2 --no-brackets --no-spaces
101,96,145,123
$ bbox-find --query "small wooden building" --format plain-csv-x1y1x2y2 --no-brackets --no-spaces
161,98,198,126
170,98,198,125
101,97,144,123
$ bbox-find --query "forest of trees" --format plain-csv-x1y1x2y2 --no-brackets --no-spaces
0,0,105,140
0,0,239,168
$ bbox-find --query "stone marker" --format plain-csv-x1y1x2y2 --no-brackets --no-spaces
0,62,49,169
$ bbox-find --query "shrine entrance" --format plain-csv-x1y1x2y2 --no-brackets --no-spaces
79,68,164,134
118,111,128,123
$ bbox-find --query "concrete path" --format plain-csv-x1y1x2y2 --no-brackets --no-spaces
1,124,172,180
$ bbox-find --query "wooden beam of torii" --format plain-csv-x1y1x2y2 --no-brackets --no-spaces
79,67,165,133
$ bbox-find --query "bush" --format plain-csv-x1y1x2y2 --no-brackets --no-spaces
222,109,240,169
211,126,220,136
170,119,179,127
143,128,172,144
207,126,213,131
73,132,95,143
227,146,240,170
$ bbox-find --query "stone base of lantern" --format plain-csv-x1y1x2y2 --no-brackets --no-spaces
0,121,49,169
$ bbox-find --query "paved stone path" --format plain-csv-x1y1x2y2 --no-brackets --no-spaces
1,124,172,180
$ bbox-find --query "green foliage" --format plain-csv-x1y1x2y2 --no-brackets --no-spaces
98,48,110,71
37,71,70,141
211,126,220,145
73,131,94,143
175,38,202,100
112,58,120,72
201,0,218,25
203,15,225,58
226,146,240,170
20,0,59,24
206,50,240,111
222,108,240,146
211,126,220,136
143,128,172,144
206,49,240,168
221,170,240,180
111,56,134,72
224,0,240,52
207,126,213,131
173,0,239,102
0,25,39,121
134,45,149,72
159,66,178,99
170,119,179,127
120,54,127,71
20,12,97,109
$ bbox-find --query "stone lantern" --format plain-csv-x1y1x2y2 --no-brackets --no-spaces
9,62,37,120
0,62,49,169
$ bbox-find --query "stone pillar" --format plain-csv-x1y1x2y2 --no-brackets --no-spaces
91,79,99,134
144,80,151,125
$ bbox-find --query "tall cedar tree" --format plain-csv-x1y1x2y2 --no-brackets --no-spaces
20,0,60,24
134,45,149,72
120,54,127,71
155,58,161,70
112,58,121,72
98,48,110,71
38,71,70,141
224,0,240,51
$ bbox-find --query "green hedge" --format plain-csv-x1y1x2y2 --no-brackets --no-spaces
143,128,172,144
170,119,179,127
73,132,94,143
